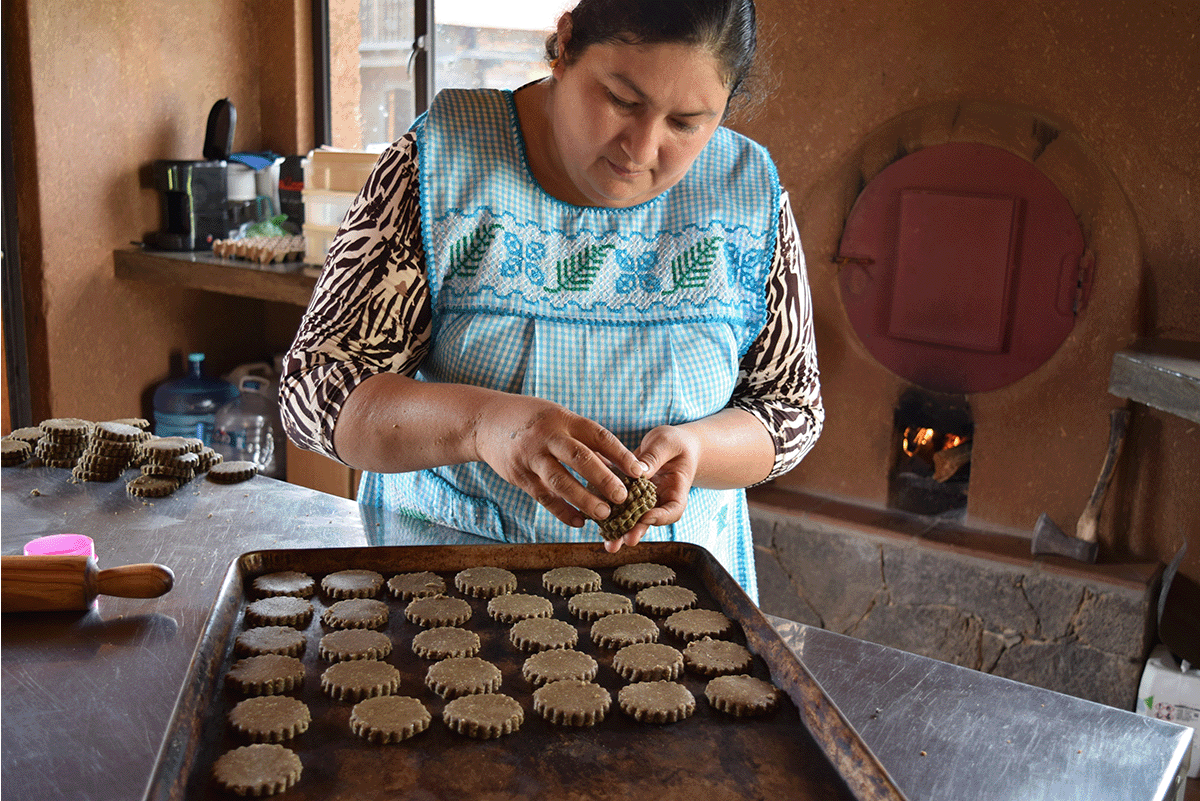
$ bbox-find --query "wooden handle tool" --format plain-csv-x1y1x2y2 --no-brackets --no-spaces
1,555,175,612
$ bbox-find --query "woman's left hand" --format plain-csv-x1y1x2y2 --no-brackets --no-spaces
603,424,700,553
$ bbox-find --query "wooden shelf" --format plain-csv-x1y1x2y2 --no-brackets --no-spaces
114,247,318,306
1109,339,1200,423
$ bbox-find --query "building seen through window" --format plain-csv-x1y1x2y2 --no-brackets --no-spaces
330,0,568,150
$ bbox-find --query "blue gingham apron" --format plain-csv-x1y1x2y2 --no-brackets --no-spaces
358,88,780,600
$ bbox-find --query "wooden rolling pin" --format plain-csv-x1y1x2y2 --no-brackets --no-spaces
1,555,175,612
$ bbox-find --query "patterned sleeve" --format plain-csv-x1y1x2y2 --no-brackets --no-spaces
728,191,825,482
279,132,431,463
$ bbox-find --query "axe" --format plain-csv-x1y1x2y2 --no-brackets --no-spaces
1031,407,1131,562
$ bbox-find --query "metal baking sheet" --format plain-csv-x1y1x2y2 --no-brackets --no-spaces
145,542,906,801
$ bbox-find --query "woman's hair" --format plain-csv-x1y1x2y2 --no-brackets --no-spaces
546,0,759,109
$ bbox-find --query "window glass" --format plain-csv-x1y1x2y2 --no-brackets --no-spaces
329,0,567,150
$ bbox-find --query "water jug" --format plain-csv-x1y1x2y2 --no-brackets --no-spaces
212,377,280,477
152,353,238,444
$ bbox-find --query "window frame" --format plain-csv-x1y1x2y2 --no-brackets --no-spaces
312,0,435,148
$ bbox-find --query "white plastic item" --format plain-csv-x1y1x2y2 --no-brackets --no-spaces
302,188,357,227
302,148,379,192
226,163,258,201
1137,643,1200,777
303,223,339,265
211,376,282,479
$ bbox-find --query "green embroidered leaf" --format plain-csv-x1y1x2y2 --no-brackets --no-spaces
545,244,614,293
446,223,502,278
664,236,721,294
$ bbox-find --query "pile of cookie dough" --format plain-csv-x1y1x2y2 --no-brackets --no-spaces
1,417,260,497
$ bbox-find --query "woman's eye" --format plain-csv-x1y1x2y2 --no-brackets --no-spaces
670,118,700,134
607,91,636,109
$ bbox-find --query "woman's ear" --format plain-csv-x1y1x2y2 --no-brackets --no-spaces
551,12,573,79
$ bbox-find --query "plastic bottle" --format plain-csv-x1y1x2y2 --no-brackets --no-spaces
212,377,280,477
152,353,238,445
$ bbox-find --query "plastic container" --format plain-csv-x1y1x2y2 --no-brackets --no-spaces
152,353,238,444
1137,643,1200,777
302,188,357,226
302,149,378,192
212,376,282,478
24,534,95,558
303,223,340,265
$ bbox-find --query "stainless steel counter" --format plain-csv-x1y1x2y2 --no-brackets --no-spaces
2,466,1191,800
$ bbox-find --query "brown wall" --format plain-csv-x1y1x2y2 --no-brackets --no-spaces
5,0,312,427
738,0,1199,578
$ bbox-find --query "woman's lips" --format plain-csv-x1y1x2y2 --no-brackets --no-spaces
606,158,645,179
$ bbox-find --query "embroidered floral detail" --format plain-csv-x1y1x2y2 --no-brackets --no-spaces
725,240,769,292
664,237,721,294
545,244,615,294
500,231,546,286
446,223,502,279
615,250,661,294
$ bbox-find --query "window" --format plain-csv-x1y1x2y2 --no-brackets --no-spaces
326,0,569,150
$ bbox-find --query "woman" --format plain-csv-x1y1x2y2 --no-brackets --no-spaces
280,0,823,601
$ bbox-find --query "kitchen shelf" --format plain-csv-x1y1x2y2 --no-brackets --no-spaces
113,247,318,306
1109,339,1200,423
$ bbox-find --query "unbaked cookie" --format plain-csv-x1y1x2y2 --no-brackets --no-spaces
590,613,659,649
634,585,697,616
664,609,736,642
425,656,503,699
349,695,431,743
542,566,602,596
225,654,305,696
411,626,481,660
567,591,633,621
521,649,599,687
618,681,696,724
245,596,314,628
487,593,554,623
705,675,781,717
454,566,518,599
442,693,523,739
612,562,677,590
683,637,754,676
386,571,446,600
533,680,612,727
228,695,311,743
509,617,578,652
318,629,393,662
234,626,307,658
321,598,389,630
320,660,402,702
612,642,684,682
321,569,384,599
404,596,472,628
211,743,302,797
252,571,315,598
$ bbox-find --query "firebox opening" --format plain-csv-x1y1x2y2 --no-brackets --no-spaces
889,388,974,519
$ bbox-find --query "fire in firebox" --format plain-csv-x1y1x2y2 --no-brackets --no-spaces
891,390,974,517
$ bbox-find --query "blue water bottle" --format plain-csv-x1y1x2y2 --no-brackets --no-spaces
152,353,238,444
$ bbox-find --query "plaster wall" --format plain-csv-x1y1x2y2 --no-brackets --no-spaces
739,0,1200,579
7,0,312,427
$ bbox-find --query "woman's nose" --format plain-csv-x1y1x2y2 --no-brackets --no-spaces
620,118,659,166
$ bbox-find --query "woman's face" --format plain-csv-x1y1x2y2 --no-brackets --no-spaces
546,37,730,208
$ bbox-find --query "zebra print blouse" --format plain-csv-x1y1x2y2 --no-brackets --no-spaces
280,132,824,483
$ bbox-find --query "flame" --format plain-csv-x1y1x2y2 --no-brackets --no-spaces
903,427,969,458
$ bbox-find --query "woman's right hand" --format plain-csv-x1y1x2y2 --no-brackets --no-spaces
470,393,647,528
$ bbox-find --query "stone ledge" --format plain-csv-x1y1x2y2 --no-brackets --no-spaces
749,486,1162,710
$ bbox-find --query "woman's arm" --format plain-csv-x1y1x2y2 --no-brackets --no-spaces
281,134,644,527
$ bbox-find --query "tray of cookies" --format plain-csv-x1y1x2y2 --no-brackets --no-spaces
145,542,906,801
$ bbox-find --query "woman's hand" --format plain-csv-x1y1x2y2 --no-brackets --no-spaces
471,392,646,528
603,424,700,553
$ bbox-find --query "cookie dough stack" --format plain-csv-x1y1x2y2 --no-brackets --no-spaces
72,421,147,482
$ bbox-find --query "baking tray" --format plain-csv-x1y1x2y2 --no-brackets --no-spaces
145,542,906,801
